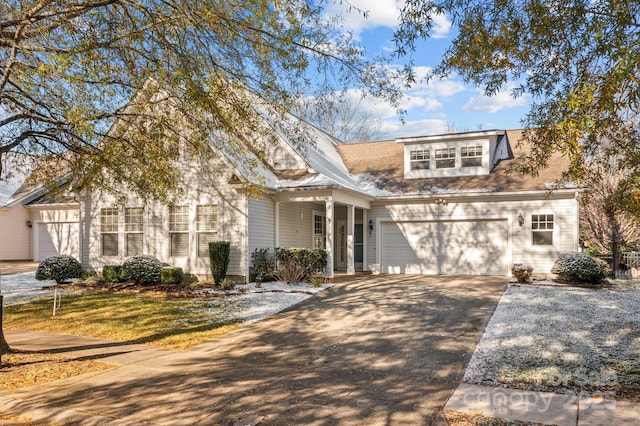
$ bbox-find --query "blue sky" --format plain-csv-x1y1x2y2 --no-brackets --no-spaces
326,1,531,139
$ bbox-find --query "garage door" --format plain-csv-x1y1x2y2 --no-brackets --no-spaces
380,220,508,275
36,222,80,261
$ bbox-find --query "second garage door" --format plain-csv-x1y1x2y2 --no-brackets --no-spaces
36,222,80,261
380,219,508,275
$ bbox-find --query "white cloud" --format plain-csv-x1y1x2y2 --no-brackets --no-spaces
462,90,528,113
431,13,452,39
381,118,448,139
325,1,451,39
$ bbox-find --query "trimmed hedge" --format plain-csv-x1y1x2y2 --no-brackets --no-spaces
122,255,163,285
35,255,82,284
551,252,606,284
209,241,231,285
161,267,184,284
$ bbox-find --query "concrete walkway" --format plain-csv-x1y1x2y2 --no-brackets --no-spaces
1,275,506,425
446,383,640,425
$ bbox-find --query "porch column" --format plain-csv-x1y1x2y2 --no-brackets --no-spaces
274,201,280,248
362,209,368,272
347,204,355,275
325,199,334,278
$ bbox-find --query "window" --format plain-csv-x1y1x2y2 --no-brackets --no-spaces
169,206,189,256
196,204,218,257
100,208,119,256
409,149,430,170
313,213,326,249
125,207,144,256
461,145,482,167
435,147,456,169
532,214,554,245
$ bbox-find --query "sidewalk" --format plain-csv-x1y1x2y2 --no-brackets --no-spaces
445,383,640,425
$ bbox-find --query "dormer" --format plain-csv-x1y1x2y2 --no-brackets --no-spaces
397,130,511,179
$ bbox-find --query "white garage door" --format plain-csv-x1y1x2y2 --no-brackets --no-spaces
380,220,508,275
36,222,80,261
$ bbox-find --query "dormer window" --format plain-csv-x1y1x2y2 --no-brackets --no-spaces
399,130,508,179
461,145,483,167
435,148,456,169
410,149,430,170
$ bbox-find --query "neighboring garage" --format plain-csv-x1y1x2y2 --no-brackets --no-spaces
34,221,80,261
379,219,509,275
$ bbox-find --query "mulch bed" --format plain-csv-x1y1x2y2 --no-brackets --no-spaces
59,280,222,298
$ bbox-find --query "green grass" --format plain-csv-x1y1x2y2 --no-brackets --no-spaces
4,291,241,350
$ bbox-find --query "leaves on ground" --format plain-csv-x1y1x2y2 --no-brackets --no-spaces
0,352,113,390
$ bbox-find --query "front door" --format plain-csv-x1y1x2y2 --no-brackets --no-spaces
335,219,346,270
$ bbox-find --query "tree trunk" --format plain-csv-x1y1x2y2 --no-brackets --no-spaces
608,210,622,277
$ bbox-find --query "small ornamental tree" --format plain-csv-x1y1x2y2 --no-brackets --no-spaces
209,241,231,286
35,255,82,284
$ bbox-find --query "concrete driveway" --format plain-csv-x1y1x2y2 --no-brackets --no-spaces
2,275,507,425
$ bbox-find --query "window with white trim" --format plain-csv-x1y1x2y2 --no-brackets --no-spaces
196,204,218,257
435,147,456,169
100,208,119,256
169,206,189,256
532,214,554,245
461,145,482,167
313,213,326,249
125,207,144,256
409,149,430,170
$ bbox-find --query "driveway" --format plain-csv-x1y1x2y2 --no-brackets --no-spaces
2,275,507,425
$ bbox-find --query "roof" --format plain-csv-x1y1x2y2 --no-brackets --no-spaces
336,129,573,196
0,153,34,206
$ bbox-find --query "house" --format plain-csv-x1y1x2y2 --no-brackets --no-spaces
1,117,579,279
0,154,80,263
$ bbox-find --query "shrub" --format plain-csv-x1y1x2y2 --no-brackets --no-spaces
219,278,235,290
161,267,184,284
102,265,125,283
249,248,276,284
274,248,327,283
209,241,231,285
122,255,162,285
551,252,606,284
512,263,533,283
35,255,82,284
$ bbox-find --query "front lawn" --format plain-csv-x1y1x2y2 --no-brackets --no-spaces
4,291,241,350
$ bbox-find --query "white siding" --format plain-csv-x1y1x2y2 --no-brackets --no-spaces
86,156,249,279
0,205,31,260
248,195,275,252
277,201,323,248
368,193,578,276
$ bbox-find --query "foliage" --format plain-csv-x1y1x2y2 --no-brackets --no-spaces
35,255,82,285
102,265,125,283
219,278,236,291
209,241,231,286
121,255,163,285
249,248,276,284
161,267,184,285
580,157,640,276
551,253,606,284
274,248,327,283
397,0,640,183
511,264,533,284
310,276,325,288
0,1,404,202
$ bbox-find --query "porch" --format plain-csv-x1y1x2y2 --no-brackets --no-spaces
275,188,373,279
